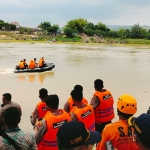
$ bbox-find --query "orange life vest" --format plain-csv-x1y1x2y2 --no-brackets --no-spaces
71,104,95,131
38,109,71,150
67,97,88,113
28,60,36,69
19,61,24,68
37,101,48,118
94,90,114,123
38,59,43,67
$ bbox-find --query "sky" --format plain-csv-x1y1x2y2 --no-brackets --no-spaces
0,0,150,28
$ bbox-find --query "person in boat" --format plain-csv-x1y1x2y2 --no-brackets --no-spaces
63,85,88,114
18,60,25,69
35,94,71,150
34,58,38,67
38,57,46,68
28,60,36,69
30,88,48,126
23,59,28,68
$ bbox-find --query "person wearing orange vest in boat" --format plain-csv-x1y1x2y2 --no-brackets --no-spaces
70,89,95,131
34,58,38,67
90,79,114,133
96,94,138,150
35,94,71,150
30,88,48,126
64,85,88,113
23,59,28,68
38,57,46,68
28,60,36,69
19,60,25,69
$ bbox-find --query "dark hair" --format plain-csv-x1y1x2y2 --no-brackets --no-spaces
4,107,20,128
45,95,59,109
73,85,83,92
3,93,11,101
71,90,83,102
94,79,104,90
23,59,26,61
39,88,48,99
117,109,133,119
34,58,36,60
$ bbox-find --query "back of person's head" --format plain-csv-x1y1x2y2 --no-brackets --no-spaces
45,94,59,109
57,121,101,149
117,94,137,119
127,113,150,150
70,90,83,102
94,79,104,90
23,59,26,61
34,58,36,61
3,93,11,101
39,88,48,99
74,85,83,92
4,107,21,128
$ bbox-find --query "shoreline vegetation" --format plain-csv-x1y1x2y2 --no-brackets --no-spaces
1,34,150,46
1,18,150,45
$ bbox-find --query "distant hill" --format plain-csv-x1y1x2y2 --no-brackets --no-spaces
107,25,150,30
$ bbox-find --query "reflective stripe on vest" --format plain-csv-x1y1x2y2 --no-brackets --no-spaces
38,110,71,150
94,90,114,123
68,97,88,113
71,104,95,131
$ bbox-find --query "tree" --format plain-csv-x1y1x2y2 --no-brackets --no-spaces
64,27,78,37
48,24,59,34
65,18,88,33
96,22,107,31
0,20,4,23
117,29,126,38
130,24,143,39
39,21,51,31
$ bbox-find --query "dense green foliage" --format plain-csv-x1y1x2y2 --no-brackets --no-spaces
0,20,16,31
38,22,59,34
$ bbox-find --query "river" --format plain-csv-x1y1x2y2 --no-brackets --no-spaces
0,42,150,132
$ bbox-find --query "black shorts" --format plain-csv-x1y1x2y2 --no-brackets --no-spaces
95,121,112,133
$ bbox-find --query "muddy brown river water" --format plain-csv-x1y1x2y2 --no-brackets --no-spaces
0,42,150,132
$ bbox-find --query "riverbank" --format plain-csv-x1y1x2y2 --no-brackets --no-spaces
1,32,150,45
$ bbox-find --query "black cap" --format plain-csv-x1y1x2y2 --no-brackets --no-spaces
57,121,101,149
127,113,150,148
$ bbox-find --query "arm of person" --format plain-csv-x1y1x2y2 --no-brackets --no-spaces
63,102,70,113
90,96,100,109
30,107,39,126
34,119,47,144
70,113,78,121
0,108,4,125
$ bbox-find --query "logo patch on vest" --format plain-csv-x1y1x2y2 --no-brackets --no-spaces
42,106,47,111
103,94,111,100
81,110,92,119
53,120,67,129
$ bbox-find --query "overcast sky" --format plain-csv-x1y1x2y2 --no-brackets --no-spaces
0,0,150,28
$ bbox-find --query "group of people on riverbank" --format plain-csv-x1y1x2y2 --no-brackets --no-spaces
0,79,150,150
17,57,46,69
